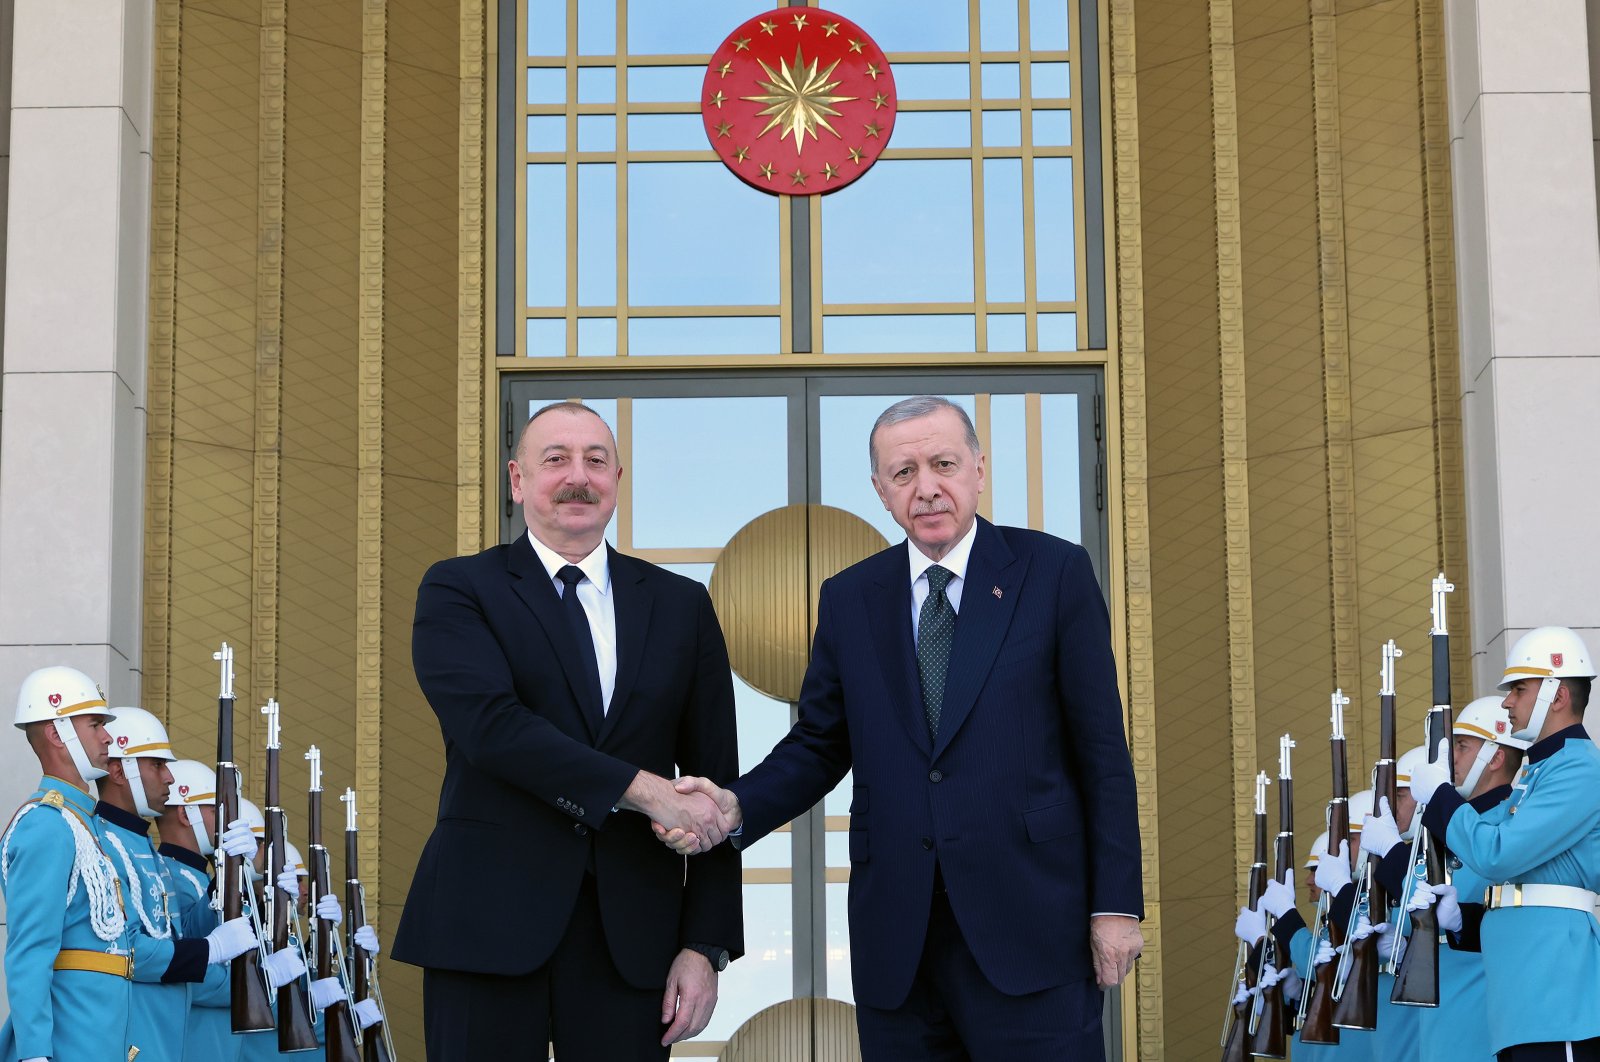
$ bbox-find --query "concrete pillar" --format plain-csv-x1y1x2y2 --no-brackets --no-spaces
1449,0,1600,692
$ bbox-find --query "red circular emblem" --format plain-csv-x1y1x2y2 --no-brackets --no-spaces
702,9,896,195
47,692,62,707
179,784,190,796
116,734,128,747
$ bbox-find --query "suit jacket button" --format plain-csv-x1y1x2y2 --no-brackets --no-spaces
574,823,589,837
921,837,933,850
928,769,944,783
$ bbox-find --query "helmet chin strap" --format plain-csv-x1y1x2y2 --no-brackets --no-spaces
183,805,215,858
1455,741,1497,798
123,759,160,818
54,718,107,782
1512,677,1560,743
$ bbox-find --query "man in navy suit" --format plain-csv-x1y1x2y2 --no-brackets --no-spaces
394,401,743,1062
665,395,1143,1060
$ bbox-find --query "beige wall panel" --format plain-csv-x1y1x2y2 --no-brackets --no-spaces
1134,0,1211,70
1232,0,1310,41
289,1,362,56
388,0,460,77
1337,0,1435,441
186,0,258,23
1236,28,1325,460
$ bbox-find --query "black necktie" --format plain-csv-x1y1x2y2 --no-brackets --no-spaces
918,565,956,737
557,565,604,734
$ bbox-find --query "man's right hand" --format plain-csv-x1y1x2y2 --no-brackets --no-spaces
650,776,742,855
619,772,735,851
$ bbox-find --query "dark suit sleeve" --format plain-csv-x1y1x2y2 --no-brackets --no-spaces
411,559,638,827
674,585,744,959
1056,546,1144,919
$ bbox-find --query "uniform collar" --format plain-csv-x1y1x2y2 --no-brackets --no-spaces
40,775,99,815
906,519,979,587
527,530,610,595
158,841,210,872
1469,783,1513,811
1527,723,1589,763
95,800,151,836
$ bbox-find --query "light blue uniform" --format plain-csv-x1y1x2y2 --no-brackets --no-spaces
159,842,244,1062
99,802,189,1061
1426,725,1600,1053
1276,908,1369,1060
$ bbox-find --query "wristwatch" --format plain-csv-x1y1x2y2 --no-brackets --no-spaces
686,943,729,972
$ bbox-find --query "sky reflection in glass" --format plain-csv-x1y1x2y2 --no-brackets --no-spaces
822,160,973,304
628,162,778,306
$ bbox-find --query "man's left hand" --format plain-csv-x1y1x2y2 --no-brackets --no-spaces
661,947,718,1045
1089,915,1142,987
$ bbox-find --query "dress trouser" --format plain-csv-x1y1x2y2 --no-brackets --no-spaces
1500,1039,1600,1062
422,874,670,1062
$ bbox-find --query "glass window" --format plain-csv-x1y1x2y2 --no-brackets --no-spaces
526,164,565,306
526,114,564,153
980,0,1020,51
987,393,1030,527
892,63,972,101
627,113,711,152
890,111,972,150
628,162,779,306
526,0,564,56
705,883,793,1040
821,160,973,304
625,66,705,104
627,0,771,56
1042,392,1083,541
628,316,781,356
577,66,616,105
983,158,1024,303
577,2,615,55
981,109,1021,148
577,114,615,153
835,0,970,52
1033,61,1071,99
526,67,564,106
824,315,977,355
1039,312,1078,351
576,164,615,306
577,317,616,357
988,313,1026,352
1033,157,1076,302
525,317,564,357
981,62,1020,99
826,880,854,1003
1033,109,1072,147
1030,1,1071,50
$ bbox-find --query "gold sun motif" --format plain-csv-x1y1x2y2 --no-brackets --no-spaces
742,46,858,155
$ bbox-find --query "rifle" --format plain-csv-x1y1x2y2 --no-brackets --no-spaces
1298,691,1350,1044
1391,575,1456,1006
344,788,397,1062
308,747,360,1062
1220,771,1270,1062
214,644,275,1033
262,699,319,1052
1246,735,1295,1058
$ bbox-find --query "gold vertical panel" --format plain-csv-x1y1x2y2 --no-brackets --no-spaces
718,997,861,1062
143,0,182,717
458,0,487,557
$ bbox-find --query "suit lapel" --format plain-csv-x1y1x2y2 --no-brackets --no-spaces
864,544,932,757
506,534,601,742
598,547,651,746
932,520,1025,759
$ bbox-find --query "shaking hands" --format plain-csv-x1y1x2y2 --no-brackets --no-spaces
617,771,742,855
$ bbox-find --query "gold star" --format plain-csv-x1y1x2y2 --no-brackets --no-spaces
759,161,776,180
717,61,734,77
847,38,864,53
734,145,750,162
789,168,809,186
759,19,777,35
709,90,727,108
715,120,732,138
732,36,751,52
872,92,889,109
847,145,864,163
866,63,882,80
791,12,808,30
741,45,857,154
822,21,840,36
822,161,840,180
863,121,882,138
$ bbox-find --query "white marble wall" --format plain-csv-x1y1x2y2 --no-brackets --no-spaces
1449,0,1600,693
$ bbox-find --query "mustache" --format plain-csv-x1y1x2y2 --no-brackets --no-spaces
911,503,952,517
553,485,602,504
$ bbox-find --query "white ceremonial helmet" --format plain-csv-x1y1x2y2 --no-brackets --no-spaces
165,759,219,857
104,707,177,819
14,665,113,782
1305,830,1330,870
1347,789,1374,836
283,841,308,877
1453,695,1529,797
237,796,267,882
1499,627,1596,742
1394,746,1429,839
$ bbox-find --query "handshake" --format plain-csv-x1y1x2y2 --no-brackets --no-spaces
620,773,742,855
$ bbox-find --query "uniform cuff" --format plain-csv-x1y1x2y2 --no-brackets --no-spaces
1421,784,1466,839
162,938,212,984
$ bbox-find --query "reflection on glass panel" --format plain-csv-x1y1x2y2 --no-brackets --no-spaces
526,0,563,56
988,313,1025,352
526,115,564,153
1038,312,1078,352
1041,393,1083,542
825,881,855,1004
830,0,968,52
629,162,779,305
526,165,565,306
823,769,854,816
577,114,616,152
1034,157,1076,301
988,393,1029,528
824,831,848,867
526,67,564,106
730,678,796,870
703,883,792,1042
824,315,977,354
981,109,1021,148
631,396,789,549
577,164,615,306
1033,61,1071,99
627,0,768,56
1030,0,1071,50
822,160,973,303
625,66,705,103
577,66,616,105
983,159,1024,302
1033,109,1072,147
577,317,617,357
981,62,1020,99
626,113,711,152
629,316,781,356
979,0,1020,51
577,1,615,55
890,111,972,150
892,63,972,101
525,318,564,357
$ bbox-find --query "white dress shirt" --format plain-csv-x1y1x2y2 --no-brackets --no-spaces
528,531,617,714
908,520,979,642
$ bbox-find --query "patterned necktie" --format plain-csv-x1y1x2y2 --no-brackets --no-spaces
918,565,956,738
557,565,604,733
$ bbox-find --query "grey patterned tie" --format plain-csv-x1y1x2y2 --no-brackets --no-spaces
918,565,956,737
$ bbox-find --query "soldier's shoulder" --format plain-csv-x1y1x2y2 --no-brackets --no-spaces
3,796,78,848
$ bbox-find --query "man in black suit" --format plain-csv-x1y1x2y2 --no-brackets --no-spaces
664,395,1143,1061
393,401,743,1062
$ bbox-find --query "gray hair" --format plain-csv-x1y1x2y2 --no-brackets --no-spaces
868,395,981,472
514,401,615,462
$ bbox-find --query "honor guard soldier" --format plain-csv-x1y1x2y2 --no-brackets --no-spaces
0,667,259,1062
1411,627,1600,1061
1306,788,1380,1062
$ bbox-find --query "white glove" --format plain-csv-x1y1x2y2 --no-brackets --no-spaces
1233,983,1250,1006
1377,922,1405,965
1278,967,1303,1000
316,893,343,924
1408,740,1452,804
277,863,300,898
354,924,380,956
1349,913,1377,942
1433,882,1463,933
1235,904,1267,943
1314,939,1336,967
310,975,346,1010
1314,840,1353,896
1258,964,1288,988
206,915,258,964
22,1056,48,1062
1260,877,1296,919
1408,877,1440,912
1360,798,1404,861
262,946,306,990
353,997,382,1029
219,820,258,860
